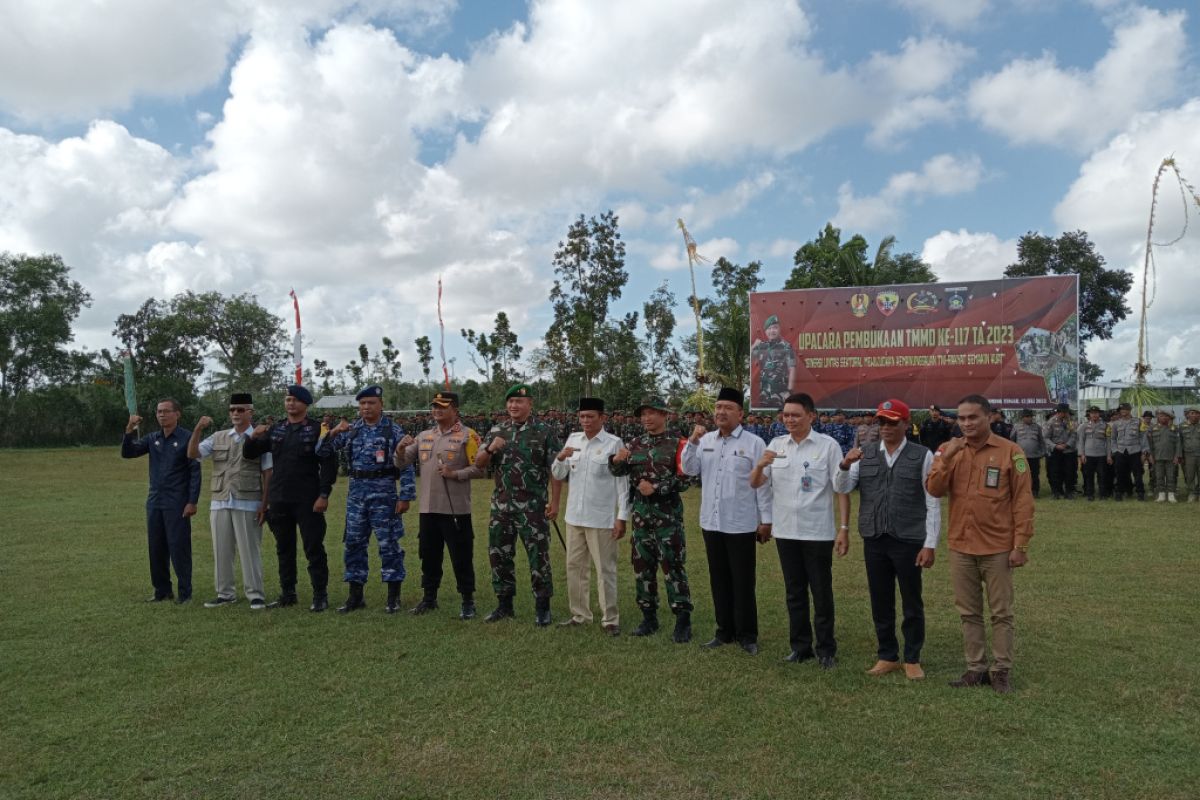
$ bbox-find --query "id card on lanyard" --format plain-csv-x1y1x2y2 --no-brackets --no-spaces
801,461,813,492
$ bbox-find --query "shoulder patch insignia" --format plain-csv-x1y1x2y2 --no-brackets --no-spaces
1013,453,1028,474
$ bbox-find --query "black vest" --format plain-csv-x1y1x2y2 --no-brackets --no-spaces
857,441,929,543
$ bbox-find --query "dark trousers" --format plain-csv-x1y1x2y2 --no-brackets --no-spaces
863,535,925,663
418,513,476,597
147,506,192,600
267,501,329,595
1081,456,1108,498
1027,457,1042,496
702,530,758,644
775,538,836,657
1046,450,1077,496
1112,451,1146,498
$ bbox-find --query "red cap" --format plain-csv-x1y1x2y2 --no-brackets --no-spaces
876,399,910,421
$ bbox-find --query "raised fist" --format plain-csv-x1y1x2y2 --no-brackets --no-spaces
397,434,415,450
613,447,631,463
691,425,707,443
331,420,351,435
841,447,863,469
125,415,143,434
252,423,271,438
756,450,778,469
556,446,578,462
196,415,213,431
637,479,655,496
489,436,507,453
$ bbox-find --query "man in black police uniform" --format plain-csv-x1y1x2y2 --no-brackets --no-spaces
244,385,338,611
919,405,953,452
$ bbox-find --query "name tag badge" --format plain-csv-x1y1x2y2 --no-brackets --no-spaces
801,474,813,492
702,447,715,452
375,449,386,464
985,466,1001,488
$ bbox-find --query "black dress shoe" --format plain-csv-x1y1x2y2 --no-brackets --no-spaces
174,596,191,605
818,655,837,670
783,649,815,663
460,601,477,620
269,593,299,609
410,598,438,615
701,637,729,649
309,595,328,612
741,642,759,656
145,594,174,603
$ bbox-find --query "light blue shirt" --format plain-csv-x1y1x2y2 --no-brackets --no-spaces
681,425,772,532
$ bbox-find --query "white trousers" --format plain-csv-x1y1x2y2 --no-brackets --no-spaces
210,508,265,601
564,523,619,626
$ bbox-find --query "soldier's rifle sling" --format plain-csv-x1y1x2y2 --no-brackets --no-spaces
552,519,565,550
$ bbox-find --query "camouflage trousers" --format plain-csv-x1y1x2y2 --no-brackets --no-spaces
488,509,553,599
630,500,691,613
1152,460,1178,493
342,489,406,584
761,376,789,407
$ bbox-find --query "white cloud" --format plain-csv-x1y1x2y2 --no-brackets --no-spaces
867,96,958,148
921,229,1017,282
834,153,985,231
967,6,1187,150
863,36,974,95
894,0,989,29
1052,99,1200,378
648,237,740,271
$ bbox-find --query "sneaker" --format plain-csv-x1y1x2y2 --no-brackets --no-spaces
204,597,237,608
1168,492,1177,503
249,598,267,610
1156,492,1166,503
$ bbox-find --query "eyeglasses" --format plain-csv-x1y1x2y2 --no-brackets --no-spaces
228,407,250,413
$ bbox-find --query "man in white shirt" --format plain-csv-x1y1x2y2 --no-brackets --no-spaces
833,398,940,680
186,393,272,610
550,397,629,636
750,392,849,668
681,387,772,655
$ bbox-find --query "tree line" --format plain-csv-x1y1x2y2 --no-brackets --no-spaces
0,218,1150,447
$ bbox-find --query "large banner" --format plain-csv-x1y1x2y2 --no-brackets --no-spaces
748,275,1079,411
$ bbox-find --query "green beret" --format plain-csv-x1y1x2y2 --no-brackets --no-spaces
764,315,780,330
635,395,670,415
505,383,533,400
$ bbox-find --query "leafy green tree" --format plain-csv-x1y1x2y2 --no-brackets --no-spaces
642,281,685,393
113,298,207,405
546,211,629,394
414,336,433,382
688,257,763,392
785,224,936,289
596,312,645,411
0,253,92,400
1004,230,1132,384
171,291,288,394
462,311,523,403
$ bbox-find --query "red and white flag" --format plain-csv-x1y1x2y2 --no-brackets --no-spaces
289,288,303,384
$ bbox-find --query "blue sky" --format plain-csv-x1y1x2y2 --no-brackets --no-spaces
1,0,1198,387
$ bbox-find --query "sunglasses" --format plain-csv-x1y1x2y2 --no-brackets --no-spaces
878,417,905,426
228,407,250,413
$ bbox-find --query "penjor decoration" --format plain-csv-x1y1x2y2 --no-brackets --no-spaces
677,218,714,412
288,289,303,385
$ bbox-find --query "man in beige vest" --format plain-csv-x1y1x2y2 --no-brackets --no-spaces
188,393,272,609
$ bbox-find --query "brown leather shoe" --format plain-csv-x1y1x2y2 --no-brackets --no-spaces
904,662,925,680
866,659,903,676
990,669,1013,694
948,670,991,688
603,624,620,637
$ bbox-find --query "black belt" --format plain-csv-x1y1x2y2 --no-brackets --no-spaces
350,468,399,480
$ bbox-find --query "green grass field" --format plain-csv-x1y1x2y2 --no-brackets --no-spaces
1,447,1197,799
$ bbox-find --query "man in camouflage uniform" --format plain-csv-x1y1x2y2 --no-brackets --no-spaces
608,395,693,643
319,385,416,614
1146,410,1182,503
1043,403,1078,500
1109,402,1148,502
854,410,881,449
473,383,562,626
822,409,856,455
1010,409,1047,498
1076,406,1111,501
1180,408,1200,502
751,315,796,407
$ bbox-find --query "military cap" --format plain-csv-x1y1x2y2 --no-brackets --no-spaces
578,397,605,413
929,404,941,412
286,385,313,405
716,387,744,407
431,391,458,407
505,383,532,400
1142,410,1154,418
1118,402,1132,411
1056,402,1070,412
763,314,780,330
355,384,383,401
230,392,253,406
635,395,670,414
1157,409,1175,418
876,398,910,421
1020,408,1034,417
1086,405,1101,413
1186,408,1199,415
834,408,847,416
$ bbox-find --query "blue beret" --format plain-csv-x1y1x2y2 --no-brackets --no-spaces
356,384,383,401
286,385,313,405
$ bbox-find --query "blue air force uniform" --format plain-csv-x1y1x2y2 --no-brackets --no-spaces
318,415,416,584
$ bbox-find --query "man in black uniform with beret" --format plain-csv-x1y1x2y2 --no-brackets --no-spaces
244,385,338,611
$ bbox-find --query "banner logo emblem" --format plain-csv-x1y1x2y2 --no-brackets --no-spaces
850,293,869,318
875,291,900,317
906,290,940,314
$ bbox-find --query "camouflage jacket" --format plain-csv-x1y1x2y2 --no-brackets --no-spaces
485,417,560,511
608,431,689,507
752,339,796,383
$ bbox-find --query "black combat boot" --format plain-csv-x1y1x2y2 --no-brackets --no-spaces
460,593,477,620
672,610,692,644
534,596,552,627
385,582,402,614
309,593,328,613
410,592,439,618
484,595,514,623
337,582,366,614
631,608,659,637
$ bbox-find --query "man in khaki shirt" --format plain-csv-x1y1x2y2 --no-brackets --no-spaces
926,394,1035,694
